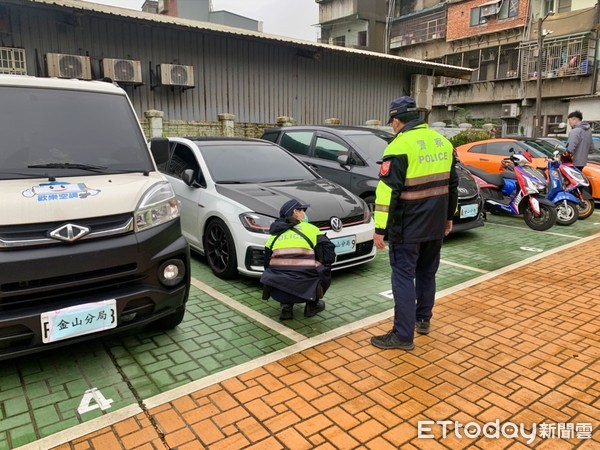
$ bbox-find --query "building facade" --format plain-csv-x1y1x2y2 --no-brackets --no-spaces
0,0,469,136
317,0,388,52
319,0,600,136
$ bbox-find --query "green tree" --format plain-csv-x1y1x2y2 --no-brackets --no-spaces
449,129,491,148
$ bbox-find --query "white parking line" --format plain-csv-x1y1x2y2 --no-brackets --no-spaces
485,221,581,238
440,259,489,274
190,277,307,343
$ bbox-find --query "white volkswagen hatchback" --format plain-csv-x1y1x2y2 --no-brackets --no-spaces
154,137,376,279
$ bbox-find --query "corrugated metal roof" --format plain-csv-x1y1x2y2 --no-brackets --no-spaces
21,0,472,80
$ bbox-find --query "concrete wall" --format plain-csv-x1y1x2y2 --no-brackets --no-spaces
568,97,600,121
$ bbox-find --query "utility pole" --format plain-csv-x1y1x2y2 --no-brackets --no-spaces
534,12,553,138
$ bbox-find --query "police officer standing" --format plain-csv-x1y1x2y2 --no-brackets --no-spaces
371,97,458,350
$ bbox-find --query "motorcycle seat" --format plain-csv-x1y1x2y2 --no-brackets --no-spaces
500,170,517,180
465,166,505,187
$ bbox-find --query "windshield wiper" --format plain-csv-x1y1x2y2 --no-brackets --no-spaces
27,163,108,173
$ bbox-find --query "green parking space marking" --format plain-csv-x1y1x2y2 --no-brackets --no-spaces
191,252,398,338
0,341,136,448
7,217,600,450
190,277,307,342
103,285,295,399
485,211,600,238
441,219,591,272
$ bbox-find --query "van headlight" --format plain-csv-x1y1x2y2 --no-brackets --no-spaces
135,182,180,232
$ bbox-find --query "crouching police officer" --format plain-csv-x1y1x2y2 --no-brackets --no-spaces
371,96,458,351
260,199,335,321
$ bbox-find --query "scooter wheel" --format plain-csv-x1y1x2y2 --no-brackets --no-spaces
577,198,595,220
522,203,557,231
556,201,579,226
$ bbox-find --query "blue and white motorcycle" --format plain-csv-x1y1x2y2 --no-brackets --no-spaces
545,151,594,222
542,155,581,225
466,153,557,231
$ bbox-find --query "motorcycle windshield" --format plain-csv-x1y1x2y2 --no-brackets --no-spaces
521,165,546,184
560,165,589,186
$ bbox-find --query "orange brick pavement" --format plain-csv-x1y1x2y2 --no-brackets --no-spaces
53,238,600,449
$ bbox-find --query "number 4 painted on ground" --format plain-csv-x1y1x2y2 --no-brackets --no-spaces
77,388,114,415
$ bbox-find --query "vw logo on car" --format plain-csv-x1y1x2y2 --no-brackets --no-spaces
330,217,343,232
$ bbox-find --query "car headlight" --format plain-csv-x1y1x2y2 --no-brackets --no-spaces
135,182,180,232
240,212,275,234
363,201,372,223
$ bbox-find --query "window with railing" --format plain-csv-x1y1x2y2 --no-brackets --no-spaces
0,47,27,75
358,31,367,47
433,44,520,86
544,0,572,15
521,35,594,81
389,8,446,49
589,121,600,133
546,115,564,134
505,119,520,135
498,0,519,19
333,36,346,47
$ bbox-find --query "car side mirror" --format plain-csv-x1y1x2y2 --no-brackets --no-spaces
337,154,350,168
150,138,170,165
182,169,203,188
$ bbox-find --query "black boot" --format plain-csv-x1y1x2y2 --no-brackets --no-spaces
304,300,325,317
280,304,293,320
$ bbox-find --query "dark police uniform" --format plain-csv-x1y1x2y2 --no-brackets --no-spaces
374,119,458,344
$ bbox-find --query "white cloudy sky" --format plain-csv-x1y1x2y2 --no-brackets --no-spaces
81,0,320,41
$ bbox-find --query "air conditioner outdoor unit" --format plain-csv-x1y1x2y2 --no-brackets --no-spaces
481,54,496,63
101,58,142,83
501,103,520,118
46,53,92,80
159,64,194,87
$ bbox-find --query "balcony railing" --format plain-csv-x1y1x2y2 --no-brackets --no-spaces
520,34,595,81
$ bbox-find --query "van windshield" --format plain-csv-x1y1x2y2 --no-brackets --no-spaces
0,86,153,179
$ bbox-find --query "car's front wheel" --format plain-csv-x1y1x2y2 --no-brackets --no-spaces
204,218,238,279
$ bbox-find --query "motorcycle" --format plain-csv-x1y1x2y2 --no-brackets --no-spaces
547,151,595,221
465,153,557,231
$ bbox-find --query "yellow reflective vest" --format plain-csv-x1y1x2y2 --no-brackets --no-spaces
374,122,458,243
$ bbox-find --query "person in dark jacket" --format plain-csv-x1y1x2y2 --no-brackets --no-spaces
567,110,594,170
370,96,459,351
260,199,333,320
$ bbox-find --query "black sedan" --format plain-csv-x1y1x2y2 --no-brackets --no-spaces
261,125,483,233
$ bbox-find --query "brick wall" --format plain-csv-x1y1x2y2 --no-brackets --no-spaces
139,118,274,139
446,0,528,41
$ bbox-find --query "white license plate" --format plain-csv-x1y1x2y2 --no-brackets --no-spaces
331,235,356,255
460,204,479,219
41,300,117,344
